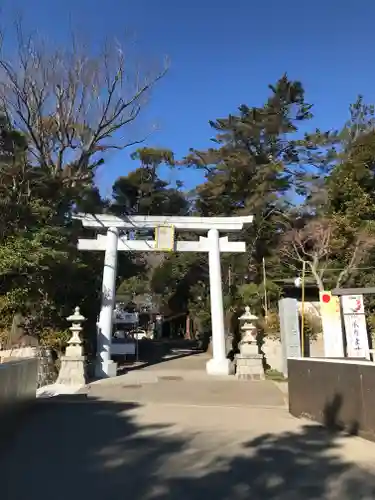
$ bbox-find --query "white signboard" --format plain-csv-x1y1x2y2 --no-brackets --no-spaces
113,311,139,324
111,343,136,355
341,295,369,359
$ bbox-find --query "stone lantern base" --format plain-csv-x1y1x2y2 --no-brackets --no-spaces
56,355,86,387
235,340,264,381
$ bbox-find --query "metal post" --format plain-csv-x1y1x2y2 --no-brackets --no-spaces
301,260,306,356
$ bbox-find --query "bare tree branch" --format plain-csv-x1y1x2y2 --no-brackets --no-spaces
280,212,375,291
0,23,168,187
335,230,375,287
280,216,336,290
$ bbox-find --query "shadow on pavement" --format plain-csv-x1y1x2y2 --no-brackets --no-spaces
118,350,202,374
1,394,375,499
115,339,204,375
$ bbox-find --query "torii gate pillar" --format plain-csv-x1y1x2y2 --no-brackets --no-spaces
97,227,119,378
206,228,230,375
74,213,253,378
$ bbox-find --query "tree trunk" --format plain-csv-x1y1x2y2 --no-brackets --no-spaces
308,263,324,292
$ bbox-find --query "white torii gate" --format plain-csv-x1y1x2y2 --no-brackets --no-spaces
73,213,253,378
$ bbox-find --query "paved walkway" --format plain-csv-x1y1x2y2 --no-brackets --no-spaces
2,353,375,499
90,353,287,407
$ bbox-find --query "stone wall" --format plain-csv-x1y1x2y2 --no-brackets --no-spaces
0,346,57,387
0,346,37,360
0,357,38,403
262,334,325,373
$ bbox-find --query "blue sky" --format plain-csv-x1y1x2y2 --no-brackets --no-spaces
3,0,375,196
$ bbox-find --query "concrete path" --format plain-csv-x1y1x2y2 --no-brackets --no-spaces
88,378,287,408
2,354,375,499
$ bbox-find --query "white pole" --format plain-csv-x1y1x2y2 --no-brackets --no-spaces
206,228,230,375
263,257,268,319
97,227,119,377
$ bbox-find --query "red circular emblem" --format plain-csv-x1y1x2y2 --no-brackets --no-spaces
322,293,331,303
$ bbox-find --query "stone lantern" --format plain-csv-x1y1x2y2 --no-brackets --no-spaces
235,306,264,380
56,306,86,387
66,307,85,356
239,306,258,352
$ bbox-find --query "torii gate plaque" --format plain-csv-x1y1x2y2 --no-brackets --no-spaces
74,213,253,377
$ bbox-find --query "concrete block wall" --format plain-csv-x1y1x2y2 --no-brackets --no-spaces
0,358,38,409
0,358,38,452
288,357,375,442
0,357,38,454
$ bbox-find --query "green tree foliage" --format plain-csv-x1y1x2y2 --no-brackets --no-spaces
185,76,312,215
0,115,103,347
281,98,375,292
159,75,316,329
144,79,375,343
112,148,190,308
111,148,188,217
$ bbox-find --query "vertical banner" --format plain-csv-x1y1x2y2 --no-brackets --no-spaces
319,291,344,357
341,295,370,359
